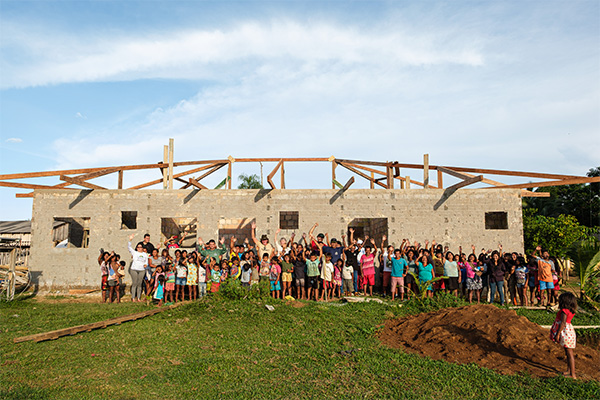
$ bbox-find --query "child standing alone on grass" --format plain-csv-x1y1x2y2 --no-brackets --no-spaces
550,292,578,379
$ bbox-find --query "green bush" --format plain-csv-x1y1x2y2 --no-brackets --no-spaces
401,292,469,315
218,278,271,300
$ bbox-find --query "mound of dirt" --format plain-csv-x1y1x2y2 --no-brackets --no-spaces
379,304,599,380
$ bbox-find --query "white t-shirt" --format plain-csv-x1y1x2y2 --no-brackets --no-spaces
342,265,354,280
321,261,334,281
176,264,187,278
198,265,206,283
383,252,392,272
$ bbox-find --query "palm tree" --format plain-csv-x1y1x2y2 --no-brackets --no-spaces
237,173,263,189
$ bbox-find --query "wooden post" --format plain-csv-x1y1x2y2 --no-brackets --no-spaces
227,162,232,190
7,248,16,301
118,170,123,189
405,176,410,190
400,178,405,189
163,145,168,189
437,169,443,189
387,166,394,189
370,172,374,189
280,161,285,189
168,138,174,190
331,161,337,189
423,154,429,189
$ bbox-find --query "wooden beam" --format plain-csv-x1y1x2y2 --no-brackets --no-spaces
332,179,343,189
128,163,224,190
405,176,410,190
168,138,174,190
14,303,185,343
342,162,386,176
234,157,329,162
188,177,208,190
280,161,285,189
423,154,429,189
437,166,472,181
162,145,168,189
336,161,387,189
445,175,484,191
336,158,391,167
387,166,394,189
59,175,106,190
437,169,443,189
370,172,375,189
521,191,551,197
15,192,34,198
331,160,337,189
342,176,355,191
491,176,600,190
0,181,78,190
227,156,235,190
267,159,283,189
117,170,123,189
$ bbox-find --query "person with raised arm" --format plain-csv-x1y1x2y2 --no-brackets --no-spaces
128,233,149,302
532,245,556,306
197,236,227,263
251,221,275,259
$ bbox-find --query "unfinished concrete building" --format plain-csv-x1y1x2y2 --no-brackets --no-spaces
2,146,597,289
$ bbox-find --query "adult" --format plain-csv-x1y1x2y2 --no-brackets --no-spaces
197,237,227,262
443,252,461,296
251,221,275,259
128,234,149,302
98,251,110,303
137,233,155,254
488,251,506,305
532,246,555,306
360,245,376,296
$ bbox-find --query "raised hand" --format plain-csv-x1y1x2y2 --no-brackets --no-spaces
349,228,355,234
382,235,387,242
219,237,225,245
232,236,237,243
276,228,281,234
129,233,135,241
251,221,256,230
244,237,249,244
198,237,204,244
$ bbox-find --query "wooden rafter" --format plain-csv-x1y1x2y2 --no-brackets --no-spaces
59,175,106,190
445,175,484,192
491,176,600,190
267,159,284,189
188,177,208,190
336,161,387,189
128,163,225,190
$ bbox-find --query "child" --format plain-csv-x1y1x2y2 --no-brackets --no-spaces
210,263,222,293
197,259,207,298
333,259,343,298
320,250,334,301
240,257,252,288
342,260,354,296
270,256,282,299
527,257,539,305
175,259,187,302
154,274,166,307
259,253,271,283
390,249,408,301
107,260,119,303
165,265,176,303
550,292,578,379
186,257,198,301
514,257,529,306
280,254,294,298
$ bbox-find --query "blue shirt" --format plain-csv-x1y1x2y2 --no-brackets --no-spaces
323,246,344,264
390,257,408,278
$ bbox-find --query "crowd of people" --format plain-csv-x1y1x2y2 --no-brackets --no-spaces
98,222,562,307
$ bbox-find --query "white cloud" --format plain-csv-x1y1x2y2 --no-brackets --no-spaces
5,138,22,143
2,20,484,89
75,112,87,119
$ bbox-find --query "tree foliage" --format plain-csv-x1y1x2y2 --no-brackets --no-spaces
523,208,592,257
237,173,263,189
523,166,600,228
568,238,600,303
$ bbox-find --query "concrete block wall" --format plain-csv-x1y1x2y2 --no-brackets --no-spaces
30,188,524,289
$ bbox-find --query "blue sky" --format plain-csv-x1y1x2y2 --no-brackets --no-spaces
1,0,599,220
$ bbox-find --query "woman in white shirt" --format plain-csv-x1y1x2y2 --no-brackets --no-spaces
128,234,149,302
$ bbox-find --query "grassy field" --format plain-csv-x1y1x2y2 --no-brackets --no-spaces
1,294,599,400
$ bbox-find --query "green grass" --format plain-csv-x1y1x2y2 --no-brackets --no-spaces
515,307,600,326
1,296,599,399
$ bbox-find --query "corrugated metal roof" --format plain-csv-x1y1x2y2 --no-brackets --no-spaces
0,220,31,234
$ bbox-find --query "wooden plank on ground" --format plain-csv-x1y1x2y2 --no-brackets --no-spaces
13,303,186,343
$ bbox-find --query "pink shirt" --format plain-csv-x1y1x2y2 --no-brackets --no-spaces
360,253,375,276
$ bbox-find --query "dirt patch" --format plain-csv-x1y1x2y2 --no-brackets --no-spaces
286,300,306,308
379,304,600,381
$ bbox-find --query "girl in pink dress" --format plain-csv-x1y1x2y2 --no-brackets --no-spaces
550,292,577,379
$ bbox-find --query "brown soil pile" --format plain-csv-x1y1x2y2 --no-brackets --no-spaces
379,304,600,380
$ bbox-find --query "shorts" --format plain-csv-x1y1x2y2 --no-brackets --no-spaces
101,275,108,291
270,281,281,291
108,279,118,287
539,280,554,290
445,277,459,291
362,274,375,286
404,273,415,286
382,271,391,289
175,277,186,286
433,279,445,291
322,280,332,289
343,279,354,294
516,283,526,289
165,282,175,291
282,272,292,282
295,278,306,288
308,276,319,289
390,276,404,294
210,282,220,292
